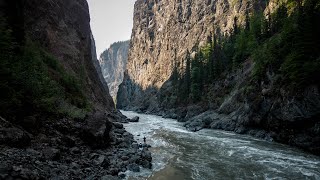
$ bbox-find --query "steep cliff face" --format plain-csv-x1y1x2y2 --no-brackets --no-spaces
23,0,114,111
118,0,320,154
118,0,266,109
99,41,130,100
0,0,152,178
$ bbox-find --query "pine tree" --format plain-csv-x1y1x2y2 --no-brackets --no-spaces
182,50,191,100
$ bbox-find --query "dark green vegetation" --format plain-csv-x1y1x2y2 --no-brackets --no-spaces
169,0,320,104
0,16,90,127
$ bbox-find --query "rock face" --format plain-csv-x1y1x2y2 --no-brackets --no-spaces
99,41,130,100
23,0,114,111
0,0,152,178
117,0,266,110
117,0,320,155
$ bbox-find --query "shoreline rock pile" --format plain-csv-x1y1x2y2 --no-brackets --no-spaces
0,113,152,179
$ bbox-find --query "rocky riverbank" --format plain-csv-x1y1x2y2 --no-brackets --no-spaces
121,90,320,157
119,60,320,156
0,113,152,179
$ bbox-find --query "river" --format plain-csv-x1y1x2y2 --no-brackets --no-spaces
121,111,320,180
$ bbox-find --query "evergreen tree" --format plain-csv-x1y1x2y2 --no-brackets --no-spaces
181,50,191,100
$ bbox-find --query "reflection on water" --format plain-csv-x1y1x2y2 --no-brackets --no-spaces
122,111,320,180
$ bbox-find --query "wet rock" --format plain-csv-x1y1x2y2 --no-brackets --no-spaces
120,119,129,124
114,128,126,135
101,175,120,180
135,149,152,168
184,111,220,132
118,172,126,179
109,168,120,176
113,122,124,129
141,150,152,162
129,116,139,122
127,163,140,172
139,160,152,169
163,109,178,119
142,144,151,148
210,119,236,131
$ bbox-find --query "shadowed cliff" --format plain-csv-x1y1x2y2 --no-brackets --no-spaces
0,0,152,178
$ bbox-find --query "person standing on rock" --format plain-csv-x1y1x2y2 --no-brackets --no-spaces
143,136,146,144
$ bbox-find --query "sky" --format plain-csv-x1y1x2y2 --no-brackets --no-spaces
88,0,136,57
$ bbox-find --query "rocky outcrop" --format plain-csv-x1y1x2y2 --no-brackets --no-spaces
99,41,130,100
118,0,266,110
22,0,114,111
0,114,152,179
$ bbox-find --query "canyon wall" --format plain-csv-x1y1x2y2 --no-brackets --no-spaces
23,0,114,111
99,41,130,100
118,0,266,110
118,0,320,154
0,0,152,178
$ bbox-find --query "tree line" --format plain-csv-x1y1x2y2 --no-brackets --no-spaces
168,0,320,105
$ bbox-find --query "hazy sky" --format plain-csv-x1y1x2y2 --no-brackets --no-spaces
88,0,136,57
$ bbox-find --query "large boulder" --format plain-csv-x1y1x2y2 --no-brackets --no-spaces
184,111,220,132
81,112,112,148
127,163,140,172
129,116,139,122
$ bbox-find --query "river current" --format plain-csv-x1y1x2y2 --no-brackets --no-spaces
121,111,320,180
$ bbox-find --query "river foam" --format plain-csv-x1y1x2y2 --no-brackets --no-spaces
121,111,320,180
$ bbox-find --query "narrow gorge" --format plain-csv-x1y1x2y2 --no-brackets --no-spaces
117,0,320,155
0,0,319,179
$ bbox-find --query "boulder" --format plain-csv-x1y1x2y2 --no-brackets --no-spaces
141,149,152,162
113,129,126,135
81,112,112,148
184,111,220,132
0,127,31,148
127,163,140,172
113,122,124,129
118,172,126,179
129,116,139,122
